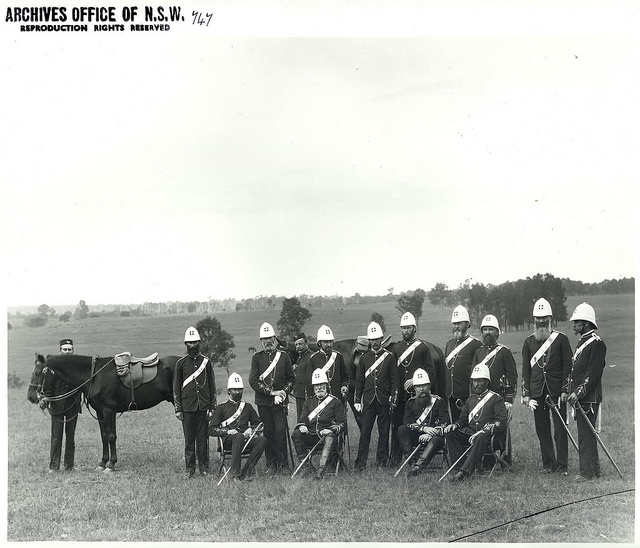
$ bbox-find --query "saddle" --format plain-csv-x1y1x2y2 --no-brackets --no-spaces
114,352,160,389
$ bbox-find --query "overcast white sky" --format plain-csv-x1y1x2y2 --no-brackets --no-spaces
2,1,638,307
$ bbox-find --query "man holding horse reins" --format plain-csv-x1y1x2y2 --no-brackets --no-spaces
42,338,83,473
173,326,217,478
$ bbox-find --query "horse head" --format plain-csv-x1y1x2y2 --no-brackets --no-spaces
27,353,48,404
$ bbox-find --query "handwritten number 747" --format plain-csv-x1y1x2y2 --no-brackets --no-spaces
192,11,212,26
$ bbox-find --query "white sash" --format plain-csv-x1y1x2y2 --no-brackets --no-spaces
445,336,476,365
182,357,208,389
478,345,503,368
416,398,436,425
365,352,387,378
469,391,494,422
321,351,338,374
221,401,245,427
259,351,282,381
572,334,597,364
397,340,422,366
530,331,559,367
308,396,333,421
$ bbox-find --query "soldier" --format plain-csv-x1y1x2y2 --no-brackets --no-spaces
354,321,398,470
390,312,436,465
173,326,217,478
566,302,607,482
472,315,518,410
292,369,346,479
291,333,312,421
249,322,296,474
309,324,350,401
444,364,509,481
397,368,448,476
444,306,482,423
345,335,369,430
42,338,83,473
521,298,573,475
209,373,267,481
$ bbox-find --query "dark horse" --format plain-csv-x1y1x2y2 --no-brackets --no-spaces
27,353,180,472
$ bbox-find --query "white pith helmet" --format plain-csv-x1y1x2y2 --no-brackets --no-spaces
470,364,491,381
481,314,500,333
259,322,276,339
227,373,244,389
317,325,334,342
312,369,329,385
412,368,430,386
533,298,553,318
367,321,383,340
569,302,598,328
451,305,470,323
184,326,201,342
400,312,416,327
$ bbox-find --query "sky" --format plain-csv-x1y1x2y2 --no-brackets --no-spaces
2,1,638,307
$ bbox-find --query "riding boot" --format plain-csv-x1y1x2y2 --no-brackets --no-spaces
415,440,440,470
315,436,335,479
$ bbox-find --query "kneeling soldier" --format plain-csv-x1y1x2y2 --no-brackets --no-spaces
397,368,448,476
209,373,267,481
292,369,346,479
444,364,508,482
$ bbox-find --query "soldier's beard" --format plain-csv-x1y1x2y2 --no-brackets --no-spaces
187,345,200,357
534,326,551,342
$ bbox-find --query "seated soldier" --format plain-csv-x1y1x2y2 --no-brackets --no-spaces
291,369,346,479
444,364,508,482
397,368,448,476
209,373,267,481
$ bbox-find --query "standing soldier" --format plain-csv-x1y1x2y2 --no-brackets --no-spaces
42,338,83,473
291,333,312,421
249,322,296,474
444,306,482,422
208,373,267,481
472,315,518,410
390,312,435,466
565,302,607,482
521,298,573,475
173,326,217,478
354,321,398,470
309,324,350,401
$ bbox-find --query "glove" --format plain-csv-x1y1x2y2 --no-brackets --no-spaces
505,402,512,412
389,396,397,410
175,411,183,421
227,429,239,436
421,426,438,437
560,392,568,404
418,434,431,444
319,429,332,437
469,431,482,445
244,428,253,438
299,425,309,434
341,386,349,398
38,398,48,410
522,396,530,406
207,409,213,420
274,395,283,405
444,423,457,434
528,399,539,411
409,423,420,431
403,379,414,391
354,403,362,413
568,392,578,405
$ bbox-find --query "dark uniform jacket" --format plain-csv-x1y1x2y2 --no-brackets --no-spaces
472,344,518,404
209,398,262,438
173,354,217,413
402,394,448,429
444,335,482,399
393,339,436,402
355,348,398,406
454,389,508,435
291,348,312,399
43,369,81,415
565,330,606,404
308,350,349,398
521,331,572,399
296,394,346,435
249,349,295,407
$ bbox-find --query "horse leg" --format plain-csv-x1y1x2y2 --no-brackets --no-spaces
103,409,117,472
95,409,109,471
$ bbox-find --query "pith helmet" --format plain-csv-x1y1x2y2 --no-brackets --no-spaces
312,369,329,385
451,305,470,323
184,326,201,342
533,298,553,318
481,314,500,332
259,322,276,339
317,325,334,342
227,373,244,389
471,364,491,381
569,302,598,328
367,321,383,339
400,312,416,327
412,368,430,386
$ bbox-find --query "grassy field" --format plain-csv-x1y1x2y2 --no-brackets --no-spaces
6,294,635,542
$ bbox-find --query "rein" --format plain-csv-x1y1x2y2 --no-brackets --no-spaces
38,357,115,403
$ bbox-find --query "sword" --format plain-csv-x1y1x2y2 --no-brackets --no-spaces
544,395,579,453
291,435,324,478
217,422,264,486
394,443,424,478
438,443,472,483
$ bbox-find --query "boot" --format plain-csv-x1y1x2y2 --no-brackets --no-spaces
415,440,441,470
315,436,335,479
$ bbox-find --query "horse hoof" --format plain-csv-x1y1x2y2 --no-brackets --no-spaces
103,467,113,474
95,466,106,472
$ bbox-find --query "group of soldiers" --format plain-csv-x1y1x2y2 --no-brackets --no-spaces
171,298,607,483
